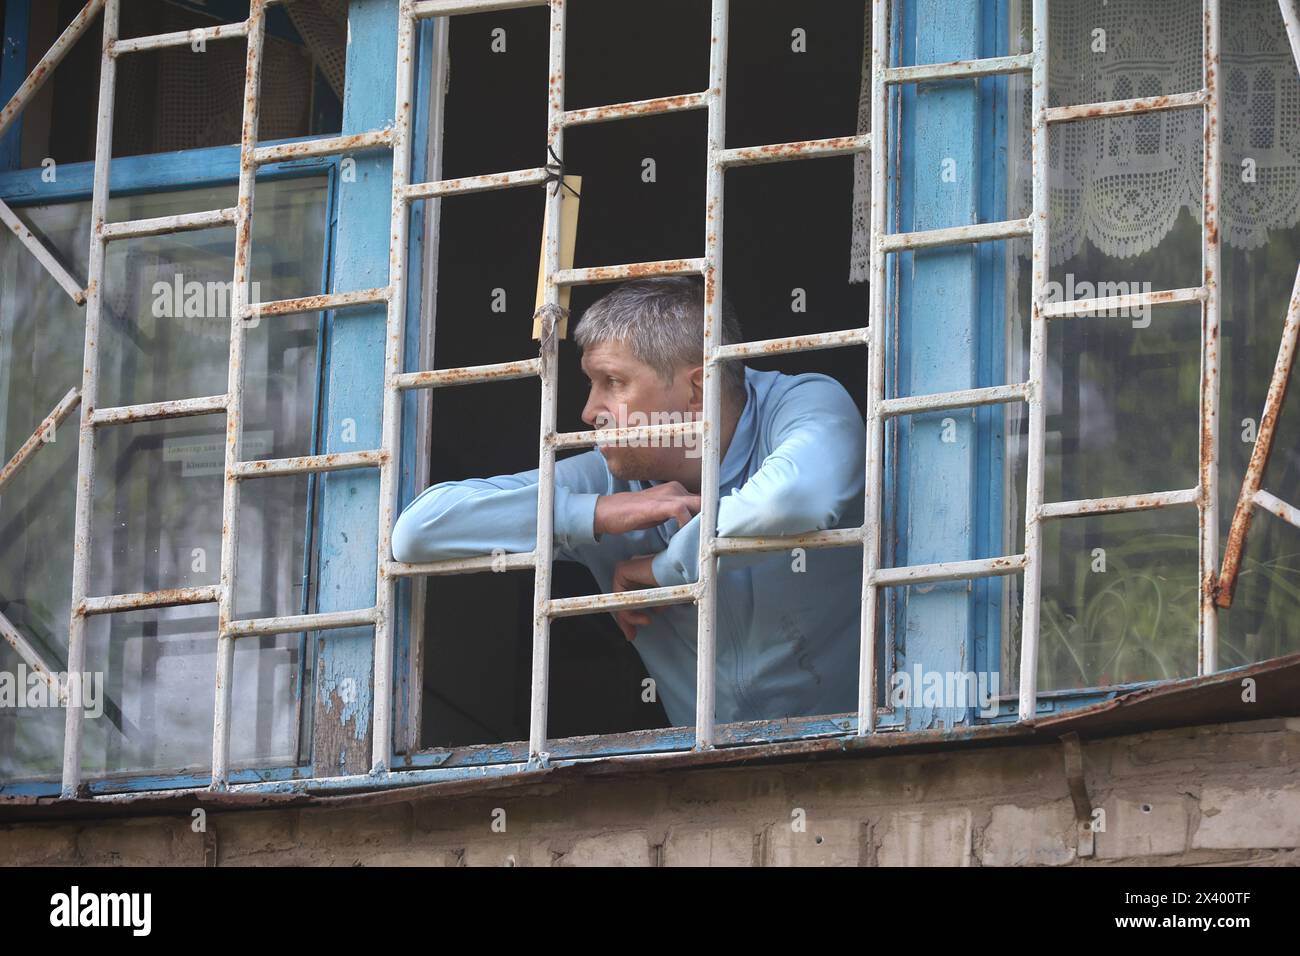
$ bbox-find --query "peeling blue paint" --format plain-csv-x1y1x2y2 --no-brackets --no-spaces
894,0,984,731
312,0,402,758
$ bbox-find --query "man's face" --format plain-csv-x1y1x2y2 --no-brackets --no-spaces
579,340,701,481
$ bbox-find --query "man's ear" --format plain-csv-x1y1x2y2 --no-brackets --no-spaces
687,364,706,412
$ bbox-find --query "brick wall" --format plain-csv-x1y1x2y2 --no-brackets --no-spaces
4,717,1299,866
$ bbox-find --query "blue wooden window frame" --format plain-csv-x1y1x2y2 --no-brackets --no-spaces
0,0,438,796
0,0,1144,798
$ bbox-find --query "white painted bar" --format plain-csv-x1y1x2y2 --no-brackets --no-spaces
1018,0,1049,723
212,0,268,790
223,607,379,638
62,0,119,800
111,22,249,55
1254,488,1300,531
0,198,87,303
402,167,548,200
563,92,709,127
883,52,1033,84
230,449,384,479
554,258,710,287
712,328,869,361
393,358,541,390
253,128,394,165
1037,488,1199,520
91,394,227,425
1045,89,1207,124
718,134,871,168
878,216,1033,253
100,207,237,241
873,554,1027,588
878,382,1028,418
0,387,80,493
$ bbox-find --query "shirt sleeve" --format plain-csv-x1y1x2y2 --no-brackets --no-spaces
651,375,865,587
390,450,611,564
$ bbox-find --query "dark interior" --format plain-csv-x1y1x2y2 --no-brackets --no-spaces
32,0,342,166
420,0,870,748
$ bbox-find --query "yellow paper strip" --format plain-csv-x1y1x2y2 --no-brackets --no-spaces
533,174,581,339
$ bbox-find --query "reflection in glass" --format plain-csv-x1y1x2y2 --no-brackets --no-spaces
0,177,327,780
1005,0,1300,690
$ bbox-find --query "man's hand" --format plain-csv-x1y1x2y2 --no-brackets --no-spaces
611,553,661,641
594,482,700,538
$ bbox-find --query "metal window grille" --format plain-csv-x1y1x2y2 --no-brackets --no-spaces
1216,3,1300,608
0,0,1246,799
862,0,1226,727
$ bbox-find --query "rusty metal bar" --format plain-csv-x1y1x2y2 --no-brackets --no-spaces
691,0,730,752
230,449,384,479
1282,0,1300,73
212,0,268,790
1038,488,1199,521
401,167,548,201
718,134,871,168
554,258,709,287
392,358,541,391
1216,264,1300,607
878,216,1032,253
62,0,119,800
386,550,538,578
1018,0,1049,723
550,420,701,451
878,382,1028,418
0,609,65,703
854,0,1055,734
100,207,238,242
252,128,394,165
225,607,378,638
524,0,567,765
109,22,249,56
1253,488,1300,531
858,0,889,736
873,554,1027,588
1199,0,1223,674
243,286,391,319
711,527,864,555
547,584,699,619
0,198,87,303
0,1,103,310
1043,285,1206,319
0,387,80,494
411,0,547,17
371,0,420,776
90,394,227,426
0,0,106,141
1044,89,1207,125
712,328,868,361
562,92,709,127
81,586,221,616
882,52,1033,84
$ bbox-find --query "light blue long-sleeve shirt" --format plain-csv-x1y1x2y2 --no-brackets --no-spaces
391,366,866,728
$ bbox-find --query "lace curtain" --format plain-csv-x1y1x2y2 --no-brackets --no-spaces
850,0,1300,279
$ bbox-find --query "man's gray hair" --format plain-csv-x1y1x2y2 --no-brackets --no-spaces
574,276,746,399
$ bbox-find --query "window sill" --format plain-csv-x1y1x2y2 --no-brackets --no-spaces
1,651,1295,825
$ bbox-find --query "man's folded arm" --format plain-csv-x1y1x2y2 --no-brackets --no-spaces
390,451,611,564
651,375,866,587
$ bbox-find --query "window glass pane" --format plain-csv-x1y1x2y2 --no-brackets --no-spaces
18,0,346,168
0,176,327,781
1005,0,1300,691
